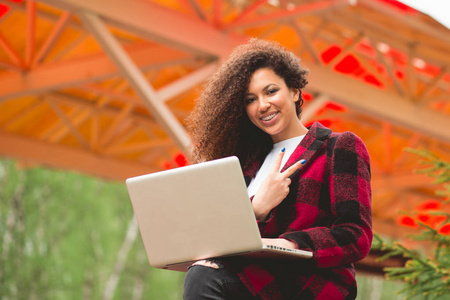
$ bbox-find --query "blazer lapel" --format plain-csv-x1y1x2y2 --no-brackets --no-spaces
281,122,332,177
243,122,332,184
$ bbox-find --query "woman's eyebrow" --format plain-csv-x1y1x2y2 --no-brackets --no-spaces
262,83,277,91
246,83,278,95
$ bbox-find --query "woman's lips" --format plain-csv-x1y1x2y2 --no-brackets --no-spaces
260,112,278,121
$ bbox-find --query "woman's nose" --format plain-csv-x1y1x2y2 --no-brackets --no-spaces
258,97,270,111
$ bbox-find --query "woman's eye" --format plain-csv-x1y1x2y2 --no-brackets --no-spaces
245,97,256,104
267,89,278,95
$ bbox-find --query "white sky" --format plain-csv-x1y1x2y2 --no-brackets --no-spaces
397,0,450,29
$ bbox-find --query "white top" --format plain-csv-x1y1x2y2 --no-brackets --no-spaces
247,135,305,197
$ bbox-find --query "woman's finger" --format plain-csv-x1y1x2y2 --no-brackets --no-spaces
282,159,306,178
272,148,286,172
191,260,219,269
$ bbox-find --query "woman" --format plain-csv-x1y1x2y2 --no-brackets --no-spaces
184,38,372,299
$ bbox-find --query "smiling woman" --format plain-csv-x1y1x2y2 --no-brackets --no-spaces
184,38,372,299
244,68,306,143
187,38,309,170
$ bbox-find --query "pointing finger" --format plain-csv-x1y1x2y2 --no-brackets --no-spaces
282,159,306,178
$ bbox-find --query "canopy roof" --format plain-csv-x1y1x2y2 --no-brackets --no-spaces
0,0,449,239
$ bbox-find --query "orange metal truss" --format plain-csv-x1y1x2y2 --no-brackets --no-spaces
0,0,449,241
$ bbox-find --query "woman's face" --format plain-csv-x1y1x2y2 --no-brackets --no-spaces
245,68,302,143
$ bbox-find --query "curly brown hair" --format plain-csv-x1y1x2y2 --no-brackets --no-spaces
186,38,309,168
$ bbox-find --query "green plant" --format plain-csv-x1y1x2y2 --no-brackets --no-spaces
373,149,450,299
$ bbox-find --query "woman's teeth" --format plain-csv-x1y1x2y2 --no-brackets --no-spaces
262,112,277,121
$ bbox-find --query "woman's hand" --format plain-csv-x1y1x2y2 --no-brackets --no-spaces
262,238,297,249
191,260,220,269
252,149,306,221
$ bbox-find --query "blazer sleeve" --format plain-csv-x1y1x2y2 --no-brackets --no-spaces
280,131,373,268
248,194,273,235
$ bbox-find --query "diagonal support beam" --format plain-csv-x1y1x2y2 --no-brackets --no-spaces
42,97,111,143
98,103,135,148
290,21,320,64
223,0,348,30
45,97,90,149
156,62,218,102
81,64,218,107
370,37,406,97
360,0,450,45
418,66,447,102
32,11,71,67
306,64,450,142
0,43,192,102
0,32,26,68
227,0,268,25
37,0,243,57
78,10,190,151
177,0,207,21
300,94,328,123
25,0,37,67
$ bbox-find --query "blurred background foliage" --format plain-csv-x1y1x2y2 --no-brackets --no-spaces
0,159,184,300
0,158,422,300
372,150,450,300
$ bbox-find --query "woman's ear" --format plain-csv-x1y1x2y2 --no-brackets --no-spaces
291,88,300,103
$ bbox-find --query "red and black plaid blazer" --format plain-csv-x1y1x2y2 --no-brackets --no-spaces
225,122,372,299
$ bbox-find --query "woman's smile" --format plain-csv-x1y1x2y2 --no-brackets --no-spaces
261,111,279,122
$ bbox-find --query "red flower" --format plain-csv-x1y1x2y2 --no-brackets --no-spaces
438,223,450,235
417,212,447,229
173,152,187,167
161,152,188,170
398,215,418,228
415,199,442,211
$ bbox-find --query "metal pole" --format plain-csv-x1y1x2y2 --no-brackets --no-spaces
78,10,191,151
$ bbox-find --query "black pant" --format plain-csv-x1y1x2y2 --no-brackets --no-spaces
183,264,255,300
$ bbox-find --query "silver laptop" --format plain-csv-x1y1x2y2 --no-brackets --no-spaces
126,156,312,272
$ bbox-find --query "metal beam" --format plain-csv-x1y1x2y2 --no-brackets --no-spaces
156,62,218,102
227,0,268,26
78,10,190,151
330,9,450,66
39,92,161,144
3,0,449,145
223,0,348,30
103,138,173,156
25,0,37,67
80,63,215,109
301,94,328,123
360,0,450,45
0,130,156,180
0,31,26,68
0,43,192,102
31,11,71,67
45,97,90,149
1,41,447,145
305,64,450,142
37,0,244,58
177,0,207,21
